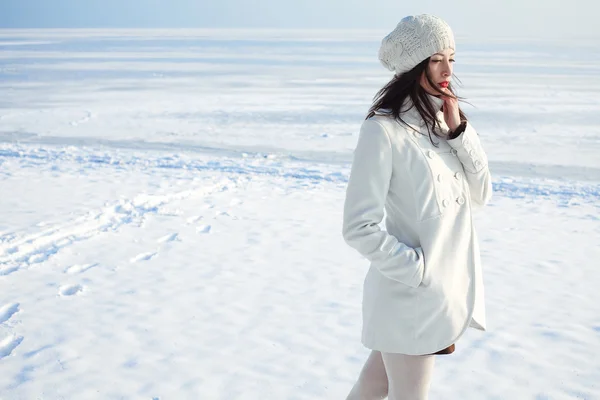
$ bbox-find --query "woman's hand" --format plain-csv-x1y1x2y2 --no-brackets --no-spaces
441,89,461,132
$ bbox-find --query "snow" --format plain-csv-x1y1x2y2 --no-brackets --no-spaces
0,29,599,399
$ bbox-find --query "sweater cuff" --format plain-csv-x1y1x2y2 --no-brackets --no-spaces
447,121,467,140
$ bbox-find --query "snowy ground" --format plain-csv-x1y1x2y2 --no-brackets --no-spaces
0,29,599,399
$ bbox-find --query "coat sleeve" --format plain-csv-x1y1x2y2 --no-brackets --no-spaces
342,119,425,288
446,122,493,208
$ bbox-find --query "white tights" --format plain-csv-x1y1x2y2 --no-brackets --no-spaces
345,350,435,400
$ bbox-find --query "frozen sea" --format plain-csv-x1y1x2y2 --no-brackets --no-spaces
0,29,599,399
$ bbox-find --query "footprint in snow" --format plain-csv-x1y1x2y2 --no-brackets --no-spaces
28,252,50,264
0,303,20,324
65,263,98,274
157,233,179,243
215,211,237,220
186,215,203,224
59,284,84,297
0,232,16,243
3,246,18,255
0,335,24,359
55,238,72,247
196,225,211,234
130,252,158,263
0,266,19,276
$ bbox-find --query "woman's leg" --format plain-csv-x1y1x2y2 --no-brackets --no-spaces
381,352,435,400
345,350,389,400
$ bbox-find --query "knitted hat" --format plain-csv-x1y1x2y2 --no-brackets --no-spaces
378,15,455,75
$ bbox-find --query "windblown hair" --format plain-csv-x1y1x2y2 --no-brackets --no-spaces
367,58,467,146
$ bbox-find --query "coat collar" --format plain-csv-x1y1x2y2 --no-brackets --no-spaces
376,94,446,129
402,94,444,126
426,94,445,111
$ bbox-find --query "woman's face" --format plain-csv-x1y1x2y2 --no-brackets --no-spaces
420,48,455,96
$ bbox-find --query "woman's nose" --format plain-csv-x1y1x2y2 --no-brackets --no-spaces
442,63,451,77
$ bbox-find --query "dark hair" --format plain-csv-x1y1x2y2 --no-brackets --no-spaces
366,57,467,146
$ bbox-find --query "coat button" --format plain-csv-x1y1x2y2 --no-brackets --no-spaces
413,131,420,138
474,160,482,167
428,150,435,159
437,174,443,182
464,139,471,146
456,196,465,205
442,199,449,207
451,148,458,156
468,150,475,157
454,172,462,180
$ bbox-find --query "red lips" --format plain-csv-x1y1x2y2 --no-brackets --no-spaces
439,81,449,88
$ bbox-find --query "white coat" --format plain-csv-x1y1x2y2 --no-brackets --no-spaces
342,95,492,355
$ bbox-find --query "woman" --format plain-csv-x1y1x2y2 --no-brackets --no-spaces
342,15,492,399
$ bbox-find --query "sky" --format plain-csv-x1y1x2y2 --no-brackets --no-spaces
0,0,598,40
